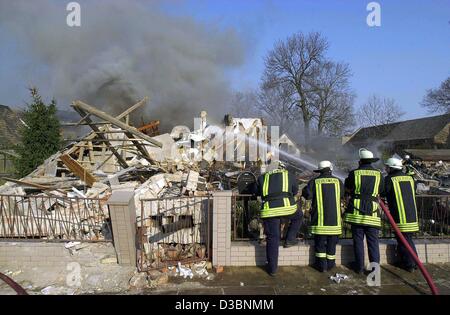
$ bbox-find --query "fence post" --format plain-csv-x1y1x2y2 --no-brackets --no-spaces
212,191,233,268
107,190,136,266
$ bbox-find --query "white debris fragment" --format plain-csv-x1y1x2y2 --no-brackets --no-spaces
177,262,194,279
330,273,349,284
320,288,326,292
64,241,81,249
192,261,208,277
240,282,244,287
41,286,76,295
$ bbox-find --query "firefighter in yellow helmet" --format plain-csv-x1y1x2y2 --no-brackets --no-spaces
382,157,419,272
343,148,384,274
302,161,344,272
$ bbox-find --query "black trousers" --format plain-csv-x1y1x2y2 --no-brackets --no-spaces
263,209,302,274
314,235,338,271
395,232,417,268
351,224,380,272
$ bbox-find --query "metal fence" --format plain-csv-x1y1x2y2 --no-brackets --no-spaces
138,195,212,271
0,194,111,241
231,194,450,241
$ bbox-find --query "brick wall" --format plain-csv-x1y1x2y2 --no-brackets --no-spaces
228,239,450,267
0,241,115,269
211,191,450,268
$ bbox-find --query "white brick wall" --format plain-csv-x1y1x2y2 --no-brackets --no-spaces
227,239,450,267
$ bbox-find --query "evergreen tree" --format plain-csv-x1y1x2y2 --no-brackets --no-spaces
14,87,61,178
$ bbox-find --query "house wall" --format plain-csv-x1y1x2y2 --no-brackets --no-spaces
434,123,450,148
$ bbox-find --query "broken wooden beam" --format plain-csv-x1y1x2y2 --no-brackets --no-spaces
116,97,149,120
60,154,96,187
72,107,129,169
0,177,67,194
72,100,162,148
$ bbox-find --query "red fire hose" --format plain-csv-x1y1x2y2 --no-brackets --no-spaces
0,272,28,295
378,198,439,295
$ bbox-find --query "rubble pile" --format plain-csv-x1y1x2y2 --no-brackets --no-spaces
0,98,276,263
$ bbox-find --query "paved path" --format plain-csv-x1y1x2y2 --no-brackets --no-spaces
148,263,450,295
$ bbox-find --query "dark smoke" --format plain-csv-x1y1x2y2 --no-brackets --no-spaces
0,0,246,129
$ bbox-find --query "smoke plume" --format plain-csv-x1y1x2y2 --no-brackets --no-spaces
0,0,245,129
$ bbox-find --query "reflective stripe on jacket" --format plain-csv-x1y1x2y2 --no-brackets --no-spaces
302,172,344,235
383,171,419,232
257,169,298,218
344,164,384,228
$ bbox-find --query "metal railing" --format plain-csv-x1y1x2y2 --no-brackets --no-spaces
0,194,111,242
231,194,450,241
138,195,212,271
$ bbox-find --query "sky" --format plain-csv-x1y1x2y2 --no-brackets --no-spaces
161,0,450,120
0,0,449,121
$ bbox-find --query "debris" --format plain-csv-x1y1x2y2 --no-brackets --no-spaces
192,261,209,277
240,282,244,287
177,262,194,279
41,286,76,295
60,154,96,187
330,273,349,284
214,265,224,273
129,272,148,290
100,256,117,264
64,241,81,249
320,288,326,292
148,270,169,285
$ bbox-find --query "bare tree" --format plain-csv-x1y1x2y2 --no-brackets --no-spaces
256,85,297,135
422,77,450,114
310,61,355,136
262,32,328,148
357,95,404,127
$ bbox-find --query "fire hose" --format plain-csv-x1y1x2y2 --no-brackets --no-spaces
0,272,28,295
378,198,439,295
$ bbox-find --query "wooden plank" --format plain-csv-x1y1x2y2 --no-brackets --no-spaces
0,177,67,195
88,141,95,165
72,100,162,148
60,154,96,187
116,97,148,120
71,107,129,169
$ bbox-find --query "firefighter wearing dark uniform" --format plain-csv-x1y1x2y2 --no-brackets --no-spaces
255,162,302,276
382,157,419,272
403,155,415,176
344,148,384,274
302,161,344,272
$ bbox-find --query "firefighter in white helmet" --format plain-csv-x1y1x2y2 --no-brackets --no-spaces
343,148,384,274
302,161,344,272
381,157,419,272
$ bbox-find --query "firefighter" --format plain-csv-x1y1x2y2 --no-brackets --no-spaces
344,148,384,274
382,157,419,272
255,161,302,276
302,161,344,272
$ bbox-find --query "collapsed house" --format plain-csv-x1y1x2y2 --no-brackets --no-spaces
0,98,294,268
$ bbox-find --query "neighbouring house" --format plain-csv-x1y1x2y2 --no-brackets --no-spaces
0,105,23,176
404,149,450,162
344,113,450,155
279,133,302,158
